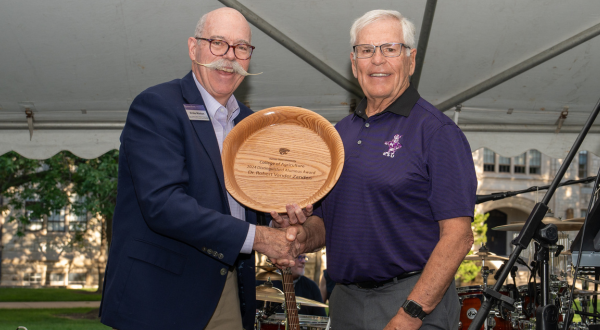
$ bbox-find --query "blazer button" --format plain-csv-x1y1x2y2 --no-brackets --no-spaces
218,253,224,259
201,247,206,252
213,251,218,257
207,249,213,254
220,268,227,276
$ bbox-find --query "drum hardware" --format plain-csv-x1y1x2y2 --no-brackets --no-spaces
256,313,330,330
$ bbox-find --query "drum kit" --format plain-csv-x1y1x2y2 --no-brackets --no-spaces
255,267,330,330
457,217,600,330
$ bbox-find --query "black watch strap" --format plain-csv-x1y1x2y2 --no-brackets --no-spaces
402,300,427,321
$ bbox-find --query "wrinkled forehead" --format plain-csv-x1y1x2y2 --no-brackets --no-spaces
204,11,252,44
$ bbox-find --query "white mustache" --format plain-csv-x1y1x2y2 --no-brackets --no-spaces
194,59,262,76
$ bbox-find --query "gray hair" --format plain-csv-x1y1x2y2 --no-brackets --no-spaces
194,13,209,38
193,10,252,40
350,9,416,57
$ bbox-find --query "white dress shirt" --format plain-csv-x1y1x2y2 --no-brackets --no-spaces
193,72,256,254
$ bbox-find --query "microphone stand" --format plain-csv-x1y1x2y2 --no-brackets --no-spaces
475,176,597,204
468,97,600,330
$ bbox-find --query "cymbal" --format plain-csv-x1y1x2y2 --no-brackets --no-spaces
492,217,583,232
564,217,585,222
256,270,282,281
464,251,509,261
256,285,328,307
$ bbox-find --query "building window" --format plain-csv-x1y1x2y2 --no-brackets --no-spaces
68,272,87,285
566,208,574,220
48,209,66,232
25,201,43,232
498,156,511,173
483,149,495,172
24,273,42,285
68,212,88,232
50,273,65,286
529,150,541,174
582,209,588,218
514,153,526,174
579,151,588,178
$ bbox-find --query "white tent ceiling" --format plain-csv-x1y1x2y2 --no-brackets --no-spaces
1,0,600,159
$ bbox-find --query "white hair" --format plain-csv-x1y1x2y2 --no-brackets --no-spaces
350,9,416,57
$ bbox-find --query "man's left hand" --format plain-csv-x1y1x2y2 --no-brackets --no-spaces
383,309,422,330
270,203,313,228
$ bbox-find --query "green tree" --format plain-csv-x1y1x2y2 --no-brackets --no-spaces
455,211,489,285
71,150,119,292
0,150,118,292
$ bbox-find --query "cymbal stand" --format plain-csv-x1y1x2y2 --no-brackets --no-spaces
468,96,600,330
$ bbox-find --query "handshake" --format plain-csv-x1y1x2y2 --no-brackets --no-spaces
253,203,316,268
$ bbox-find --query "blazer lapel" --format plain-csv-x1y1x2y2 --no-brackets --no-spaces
180,71,229,210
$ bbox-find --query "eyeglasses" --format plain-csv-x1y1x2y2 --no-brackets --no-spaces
196,37,255,60
352,43,411,59
297,255,308,262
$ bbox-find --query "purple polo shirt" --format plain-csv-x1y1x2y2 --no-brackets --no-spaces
314,85,476,284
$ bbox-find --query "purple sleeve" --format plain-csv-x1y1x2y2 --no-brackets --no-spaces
426,124,477,221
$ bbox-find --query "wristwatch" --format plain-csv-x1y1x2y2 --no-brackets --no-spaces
402,300,427,320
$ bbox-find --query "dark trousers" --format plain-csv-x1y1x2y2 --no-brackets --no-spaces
329,274,460,330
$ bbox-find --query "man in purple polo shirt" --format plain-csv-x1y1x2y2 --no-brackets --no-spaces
273,9,476,330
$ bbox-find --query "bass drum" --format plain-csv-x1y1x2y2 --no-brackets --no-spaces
257,313,330,330
457,285,512,330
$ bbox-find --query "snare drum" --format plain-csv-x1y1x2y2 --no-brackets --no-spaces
257,313,329,330
457,285,511,330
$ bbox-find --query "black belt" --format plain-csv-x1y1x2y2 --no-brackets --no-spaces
352,270,423,289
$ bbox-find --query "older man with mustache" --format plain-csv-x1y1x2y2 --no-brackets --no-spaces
99,7,307,330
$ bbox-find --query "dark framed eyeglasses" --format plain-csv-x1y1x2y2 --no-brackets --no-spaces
297,255,308,262
353,43,411,59
196,37,255,60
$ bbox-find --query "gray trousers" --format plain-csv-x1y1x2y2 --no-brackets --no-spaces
329,274,460,330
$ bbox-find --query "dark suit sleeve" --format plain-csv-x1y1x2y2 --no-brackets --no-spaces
121,90,249,266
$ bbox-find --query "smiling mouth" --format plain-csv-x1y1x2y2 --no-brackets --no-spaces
370,73,390,77
218,67,234,73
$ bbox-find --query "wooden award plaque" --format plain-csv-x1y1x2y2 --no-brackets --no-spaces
222,106,344,213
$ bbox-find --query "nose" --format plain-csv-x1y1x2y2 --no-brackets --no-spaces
371,47,386,65
223,45,236,60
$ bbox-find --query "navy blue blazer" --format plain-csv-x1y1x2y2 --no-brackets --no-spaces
100,71,257,330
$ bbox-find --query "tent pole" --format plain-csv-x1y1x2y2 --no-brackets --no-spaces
411,0,437,90
436,21,600,112
218,0,364,99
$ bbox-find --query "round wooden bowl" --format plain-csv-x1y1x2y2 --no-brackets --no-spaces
222,106,344,213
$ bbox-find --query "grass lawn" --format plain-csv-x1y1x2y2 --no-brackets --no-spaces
0,288,102,302
0,308,110,330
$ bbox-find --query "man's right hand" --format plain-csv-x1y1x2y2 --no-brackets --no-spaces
253,224,307,267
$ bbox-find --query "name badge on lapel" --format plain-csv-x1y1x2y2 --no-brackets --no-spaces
184,104,209,121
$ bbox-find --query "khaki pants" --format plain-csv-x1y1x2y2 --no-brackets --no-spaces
204,269,243,330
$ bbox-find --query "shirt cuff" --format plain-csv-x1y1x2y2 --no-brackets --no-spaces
240,223,256,254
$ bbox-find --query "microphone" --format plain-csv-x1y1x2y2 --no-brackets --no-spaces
475,192,511,204
193,60,263,76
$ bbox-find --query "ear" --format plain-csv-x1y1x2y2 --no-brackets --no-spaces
408,48,417,76
188,37,198,61
350,52,358,78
